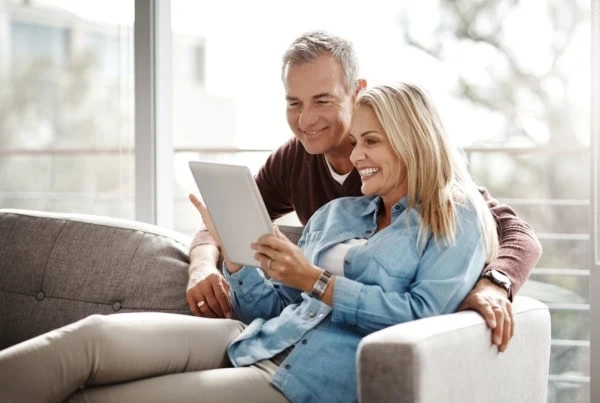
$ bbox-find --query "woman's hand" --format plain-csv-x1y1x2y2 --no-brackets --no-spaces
252,226,320,291
188,194,242,273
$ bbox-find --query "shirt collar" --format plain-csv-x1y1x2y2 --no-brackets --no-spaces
360,195,410,217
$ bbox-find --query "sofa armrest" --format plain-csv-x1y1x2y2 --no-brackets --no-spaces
356,296,551,403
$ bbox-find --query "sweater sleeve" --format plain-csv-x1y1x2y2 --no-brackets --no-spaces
255,139,296,221
479,187,542,294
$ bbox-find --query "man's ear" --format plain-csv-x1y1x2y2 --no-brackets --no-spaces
354,79,367,96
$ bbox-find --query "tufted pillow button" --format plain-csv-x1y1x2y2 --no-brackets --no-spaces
112,301,122,311
35,291,44,301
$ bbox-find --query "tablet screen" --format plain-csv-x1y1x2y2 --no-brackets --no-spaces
189,161,273,267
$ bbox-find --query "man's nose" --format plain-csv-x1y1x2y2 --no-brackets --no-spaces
298,106,319,130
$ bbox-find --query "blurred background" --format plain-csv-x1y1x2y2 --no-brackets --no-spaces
0,0,592,401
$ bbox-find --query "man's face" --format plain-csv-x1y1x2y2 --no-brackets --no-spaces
283,56,355,156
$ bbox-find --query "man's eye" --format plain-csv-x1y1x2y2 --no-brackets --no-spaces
287,103,299,108
317,100,330,105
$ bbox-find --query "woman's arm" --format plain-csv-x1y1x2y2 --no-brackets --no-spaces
224,264,302,324
327,235,485,335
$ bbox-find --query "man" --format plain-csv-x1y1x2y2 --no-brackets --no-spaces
187,31,542,352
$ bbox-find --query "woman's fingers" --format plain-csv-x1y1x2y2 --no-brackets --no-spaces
272,225,290,241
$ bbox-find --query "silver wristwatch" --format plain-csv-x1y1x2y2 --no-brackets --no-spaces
481,270,512,300
310,270,333,299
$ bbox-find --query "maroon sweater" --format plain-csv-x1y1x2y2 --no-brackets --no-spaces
191,137,542,294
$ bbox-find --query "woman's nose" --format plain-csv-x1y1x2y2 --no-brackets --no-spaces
350,145,365,165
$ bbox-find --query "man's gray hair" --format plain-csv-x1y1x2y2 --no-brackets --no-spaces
282,31,360,93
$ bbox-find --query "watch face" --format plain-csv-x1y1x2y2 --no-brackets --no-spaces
491,270,510,285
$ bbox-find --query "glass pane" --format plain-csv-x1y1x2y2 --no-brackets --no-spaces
0,0,134,218
549,380,589,403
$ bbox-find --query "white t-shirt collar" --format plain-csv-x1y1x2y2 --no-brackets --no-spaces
324,157,351,185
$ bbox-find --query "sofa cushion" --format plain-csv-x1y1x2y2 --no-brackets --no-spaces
0,209,192,349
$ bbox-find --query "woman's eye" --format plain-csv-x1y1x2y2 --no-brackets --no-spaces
366,139,377,145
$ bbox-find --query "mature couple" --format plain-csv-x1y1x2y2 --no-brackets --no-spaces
0,31,541,403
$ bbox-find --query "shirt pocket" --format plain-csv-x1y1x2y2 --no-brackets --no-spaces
361,234,420,290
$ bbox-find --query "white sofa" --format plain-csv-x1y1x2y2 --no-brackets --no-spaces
357,296,551,402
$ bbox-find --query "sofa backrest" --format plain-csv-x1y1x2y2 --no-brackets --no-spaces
0,209,305,350
0,209,192,349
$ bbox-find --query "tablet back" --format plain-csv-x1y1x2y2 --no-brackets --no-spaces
189,161,272,267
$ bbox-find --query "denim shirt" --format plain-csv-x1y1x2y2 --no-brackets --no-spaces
224,195,486,403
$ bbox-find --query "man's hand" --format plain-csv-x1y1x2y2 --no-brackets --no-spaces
186,267,232,318
458,278,514,352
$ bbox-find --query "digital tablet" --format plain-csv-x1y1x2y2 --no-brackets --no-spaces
189,161,272,267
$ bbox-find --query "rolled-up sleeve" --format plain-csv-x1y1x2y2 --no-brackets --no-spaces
224,264,302,323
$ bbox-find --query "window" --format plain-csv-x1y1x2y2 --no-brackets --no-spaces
0,1,591,400
0,1,134,218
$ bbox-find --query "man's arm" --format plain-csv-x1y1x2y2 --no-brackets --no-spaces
185,204,233,318
480,187,543,294
458,187,542,352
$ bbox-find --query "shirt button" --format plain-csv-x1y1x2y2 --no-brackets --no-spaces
394,205,401,210
344,260,350,265
112,301,122,311
35,291,45,301
308,312,316,318
238,281,244,286
365,229,372,235
285,364,291,370
302,339,308,345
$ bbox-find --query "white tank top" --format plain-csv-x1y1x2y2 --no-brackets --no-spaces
317,238,368,277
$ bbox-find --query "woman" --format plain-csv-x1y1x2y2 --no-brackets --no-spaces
0,83,498,403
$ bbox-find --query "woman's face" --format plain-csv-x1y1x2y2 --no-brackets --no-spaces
349,105,408,205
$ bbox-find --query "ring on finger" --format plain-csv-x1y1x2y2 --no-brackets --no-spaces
197,301,206,309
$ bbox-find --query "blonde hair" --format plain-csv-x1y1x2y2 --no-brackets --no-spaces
356,83,499,262
282,30,359,93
